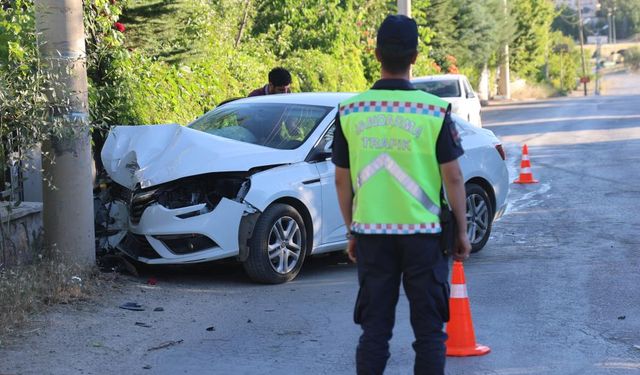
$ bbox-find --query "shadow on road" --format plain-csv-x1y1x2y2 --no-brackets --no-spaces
107,251,354,287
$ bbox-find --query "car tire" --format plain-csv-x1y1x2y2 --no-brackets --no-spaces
465,183,494,253
243,203,307,284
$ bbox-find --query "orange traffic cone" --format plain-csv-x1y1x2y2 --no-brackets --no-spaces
445,261,490,357
514,144,538,184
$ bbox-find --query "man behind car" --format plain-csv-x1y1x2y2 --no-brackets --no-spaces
248,67,292,96
332,14,471,375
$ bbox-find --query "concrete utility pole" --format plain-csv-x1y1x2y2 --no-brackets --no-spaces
577,0,589,96
498,0,511,99
398,0,411,17
34,0,95,266
612,2,617,44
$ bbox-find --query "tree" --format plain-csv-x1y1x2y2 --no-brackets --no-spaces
509,0,555,80
600,0,640,39
418,0,457,71
552,6,580,41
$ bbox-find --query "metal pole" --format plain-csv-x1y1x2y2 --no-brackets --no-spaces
398,0,411,17
595,38,601,95
577,0,588,96
499,0,510,99
34,0,96,266
612,12,616,44
608,12,612,43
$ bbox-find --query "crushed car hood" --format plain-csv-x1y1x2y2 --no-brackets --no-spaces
101,124,300,189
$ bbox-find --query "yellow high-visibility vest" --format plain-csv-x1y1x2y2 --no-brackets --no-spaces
339,89,449,234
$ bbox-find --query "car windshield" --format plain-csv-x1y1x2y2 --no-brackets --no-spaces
413,80,461,98
188,103,332,150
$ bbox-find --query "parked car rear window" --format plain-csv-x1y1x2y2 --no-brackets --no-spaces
188,103,332,150
413,80,461,98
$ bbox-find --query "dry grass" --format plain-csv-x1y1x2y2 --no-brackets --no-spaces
0,251,105,339
510,81,557,100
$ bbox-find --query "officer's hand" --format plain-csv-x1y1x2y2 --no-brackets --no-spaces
347,238,357,263
453,232,471,261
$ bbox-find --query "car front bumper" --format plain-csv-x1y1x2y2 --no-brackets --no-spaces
117,198,247,264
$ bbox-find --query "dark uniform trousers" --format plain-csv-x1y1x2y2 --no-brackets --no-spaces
354,234,450,375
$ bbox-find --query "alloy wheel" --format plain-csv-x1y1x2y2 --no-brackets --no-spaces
267,216,302,274
466,193,489,245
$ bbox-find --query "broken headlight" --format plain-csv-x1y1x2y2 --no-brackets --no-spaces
155,174,250,214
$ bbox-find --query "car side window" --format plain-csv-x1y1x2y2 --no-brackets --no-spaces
308,122,334,162
319,123,335,153
463,79,475,98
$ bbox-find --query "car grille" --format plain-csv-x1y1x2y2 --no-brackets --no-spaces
130,188,158,224
153,234,218,255
118,233,161,259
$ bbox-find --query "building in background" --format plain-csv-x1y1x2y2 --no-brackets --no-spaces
555,0,599,18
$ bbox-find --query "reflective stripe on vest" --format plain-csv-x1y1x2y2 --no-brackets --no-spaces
357,153,440,217
339,100,446,118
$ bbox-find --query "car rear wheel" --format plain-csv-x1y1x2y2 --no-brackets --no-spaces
465,183,493,253
243,203,307,284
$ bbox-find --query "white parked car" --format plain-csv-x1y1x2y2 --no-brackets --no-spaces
100,93,507,283
412,74,482,127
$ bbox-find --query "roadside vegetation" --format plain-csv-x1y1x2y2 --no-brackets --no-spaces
0,250,104,339
624,47,640,71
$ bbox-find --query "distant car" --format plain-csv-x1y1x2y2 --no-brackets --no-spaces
100,93,508,283
412,74,482,127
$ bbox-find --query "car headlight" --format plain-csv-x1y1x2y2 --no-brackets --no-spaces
155,174,250,212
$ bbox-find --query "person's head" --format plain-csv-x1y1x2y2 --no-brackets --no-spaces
375,15,419,76
268,67,292,94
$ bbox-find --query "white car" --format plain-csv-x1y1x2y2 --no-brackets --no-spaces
100,93,507,283
412,74,482,127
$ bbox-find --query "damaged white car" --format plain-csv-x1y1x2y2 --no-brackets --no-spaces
100,93,508,284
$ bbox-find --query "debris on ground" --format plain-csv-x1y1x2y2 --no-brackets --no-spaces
135,322,152,328
147,278,157,286
143,365,152,370
617,316,626,320
153,307,164,312
147,340,184,351
206,326,215,331
119,302,144,311
98,254,139,277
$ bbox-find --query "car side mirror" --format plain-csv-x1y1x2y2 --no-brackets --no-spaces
466,91,475,99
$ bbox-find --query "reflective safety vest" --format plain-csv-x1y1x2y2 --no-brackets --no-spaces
339,89,449,235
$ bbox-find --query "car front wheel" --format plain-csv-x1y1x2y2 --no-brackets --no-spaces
465,183,493,253
243,203,307,284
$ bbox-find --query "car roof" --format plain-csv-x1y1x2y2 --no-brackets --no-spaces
223,92,357,107
411,74,464,83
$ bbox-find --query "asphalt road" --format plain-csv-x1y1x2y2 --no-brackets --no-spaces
1,72,640,375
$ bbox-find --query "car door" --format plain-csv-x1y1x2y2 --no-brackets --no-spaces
462,78,482,126
311,123,347,246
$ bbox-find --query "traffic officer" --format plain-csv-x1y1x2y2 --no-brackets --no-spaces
332,15,471,375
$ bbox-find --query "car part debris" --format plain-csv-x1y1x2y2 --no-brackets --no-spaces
135,322,152,328
147,339,184,351
119,302,144,311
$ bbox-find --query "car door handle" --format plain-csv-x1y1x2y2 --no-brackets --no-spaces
302,178,321,185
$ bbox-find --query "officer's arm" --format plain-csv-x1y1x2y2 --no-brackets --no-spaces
335,166,353,230
440,160,471,259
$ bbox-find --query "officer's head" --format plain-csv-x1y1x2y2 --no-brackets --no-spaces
375,15,418,75
268,67,292,94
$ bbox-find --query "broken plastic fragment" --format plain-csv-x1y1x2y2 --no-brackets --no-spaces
119,302,144,311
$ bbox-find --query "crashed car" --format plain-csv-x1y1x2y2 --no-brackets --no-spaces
100,93,508,284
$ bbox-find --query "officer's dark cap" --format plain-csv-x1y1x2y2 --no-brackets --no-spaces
376,15,418,56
